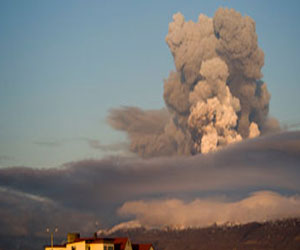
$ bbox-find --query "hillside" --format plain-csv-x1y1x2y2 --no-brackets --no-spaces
105,218,300,250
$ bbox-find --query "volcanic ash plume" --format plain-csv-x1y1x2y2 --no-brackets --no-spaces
187,58,242,153
109,8,275,157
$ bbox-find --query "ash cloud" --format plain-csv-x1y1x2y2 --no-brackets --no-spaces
108,107,185,157
109,8,278,157
0,187,97,237
0,131,299,235
87,139,129,153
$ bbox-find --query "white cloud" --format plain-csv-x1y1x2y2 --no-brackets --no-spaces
118,191,300,229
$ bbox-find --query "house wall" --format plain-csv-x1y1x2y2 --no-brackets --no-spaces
125,240,133,250
45,247,66,250
90,242,114,250
104,242,115,250
66,241,86,250
90,243,102,250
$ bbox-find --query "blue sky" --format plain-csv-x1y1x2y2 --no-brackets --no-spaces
0,0,300,168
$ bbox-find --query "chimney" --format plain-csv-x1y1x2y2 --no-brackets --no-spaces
67,233,80,243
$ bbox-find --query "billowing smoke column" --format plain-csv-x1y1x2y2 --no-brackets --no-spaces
109,8,272,157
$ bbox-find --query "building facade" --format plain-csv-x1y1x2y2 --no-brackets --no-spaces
45,233,153,250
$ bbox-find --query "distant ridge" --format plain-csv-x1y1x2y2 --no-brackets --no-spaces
102,218,300,250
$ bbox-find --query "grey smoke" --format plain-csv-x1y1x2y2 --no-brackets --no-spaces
0,187,98,237
109,8,278,157
87,139,129,153
0,131,299,235
107,107,192,157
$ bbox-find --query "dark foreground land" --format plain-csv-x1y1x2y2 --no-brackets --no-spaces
1,218,300,250
107,218,300,250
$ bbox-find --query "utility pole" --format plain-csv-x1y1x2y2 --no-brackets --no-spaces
46,227,58,250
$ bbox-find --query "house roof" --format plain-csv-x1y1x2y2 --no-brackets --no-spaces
113,237,129,250
132,243,153,250
73,237,115,244
44,245,66,248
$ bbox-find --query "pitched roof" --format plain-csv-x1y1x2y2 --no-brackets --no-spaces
72,237,114,244
114,238,129,250
132,243,153,250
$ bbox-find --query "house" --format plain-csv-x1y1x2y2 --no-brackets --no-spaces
44,233,154,250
